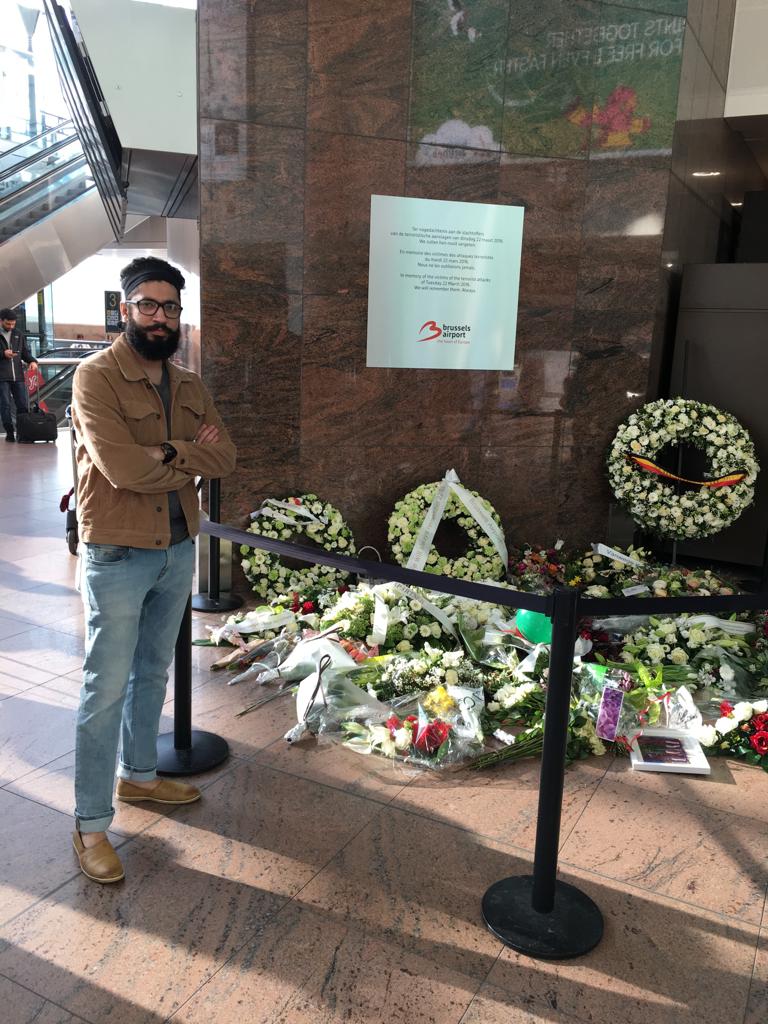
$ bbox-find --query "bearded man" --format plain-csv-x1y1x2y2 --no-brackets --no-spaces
70,256,236,883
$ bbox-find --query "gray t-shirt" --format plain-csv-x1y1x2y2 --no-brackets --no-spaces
155,364,189,545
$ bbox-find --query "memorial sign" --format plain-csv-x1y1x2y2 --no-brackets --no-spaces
366,195,523,371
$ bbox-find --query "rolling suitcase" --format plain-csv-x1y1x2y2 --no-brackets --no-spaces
17,402,58,443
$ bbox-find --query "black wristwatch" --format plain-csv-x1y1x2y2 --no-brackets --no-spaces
160,442,177,464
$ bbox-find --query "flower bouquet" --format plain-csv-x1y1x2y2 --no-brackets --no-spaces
697,699,768,771
338,681,485,769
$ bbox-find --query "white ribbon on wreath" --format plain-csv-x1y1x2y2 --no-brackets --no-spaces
250,498,329,527
405,469,508,572
367,582,457,646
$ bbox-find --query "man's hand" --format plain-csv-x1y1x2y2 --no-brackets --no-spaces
3,349,13,359
195,423,220,445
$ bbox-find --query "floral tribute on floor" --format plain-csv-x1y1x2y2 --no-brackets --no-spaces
199,425,765,775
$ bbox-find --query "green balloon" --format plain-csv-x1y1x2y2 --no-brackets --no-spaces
515,609,553,644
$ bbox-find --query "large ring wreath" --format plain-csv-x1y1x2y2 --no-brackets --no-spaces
240,494,356,602
388,482,506,580
607,399,759,539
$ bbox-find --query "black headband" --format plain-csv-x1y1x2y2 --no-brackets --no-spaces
122,268,182,299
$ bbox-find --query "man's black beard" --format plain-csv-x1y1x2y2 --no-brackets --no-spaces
125,318,180,361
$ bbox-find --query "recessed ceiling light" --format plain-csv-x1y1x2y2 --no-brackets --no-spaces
692,171,721,177
731,201,743,207
665,262,674,268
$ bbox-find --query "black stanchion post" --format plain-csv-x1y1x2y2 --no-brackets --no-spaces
156,595,230,775
481,586,604,959
192,478,243,613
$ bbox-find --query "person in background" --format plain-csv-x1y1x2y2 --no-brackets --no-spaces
0,308,38,442
70,256,236,884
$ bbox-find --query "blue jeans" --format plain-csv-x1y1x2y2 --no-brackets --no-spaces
75,539,195,833
0,379,29,433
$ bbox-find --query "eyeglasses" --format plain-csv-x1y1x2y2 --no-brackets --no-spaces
127,299,183,319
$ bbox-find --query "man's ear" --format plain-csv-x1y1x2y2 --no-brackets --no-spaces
119,301,128,319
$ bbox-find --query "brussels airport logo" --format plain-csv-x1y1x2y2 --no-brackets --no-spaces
417,320,471,345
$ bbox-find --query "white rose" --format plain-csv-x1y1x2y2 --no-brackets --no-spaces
445,669,459,685
752,700,768,714
646,644,665,662
697,724,718,747
719,664,735,683
732,702,753,723
393,728,411,751
396,640,412,652
669,648,689,665
715,716,738,735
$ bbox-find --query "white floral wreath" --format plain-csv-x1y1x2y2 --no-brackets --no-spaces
607,399,759,539
240,494,356,601
388,481,506,580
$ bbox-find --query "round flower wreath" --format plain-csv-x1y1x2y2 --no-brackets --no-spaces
607,399,759,539
240,494,356,602
388,482,506,580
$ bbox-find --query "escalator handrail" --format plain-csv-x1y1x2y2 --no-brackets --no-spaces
0,120,75,163
0,132,81,185
0,153,89,210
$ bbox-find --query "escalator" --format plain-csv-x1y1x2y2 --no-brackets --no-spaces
0,121,93,244
36,342,108,424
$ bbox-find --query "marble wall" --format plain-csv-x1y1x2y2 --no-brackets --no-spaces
198,0,731,555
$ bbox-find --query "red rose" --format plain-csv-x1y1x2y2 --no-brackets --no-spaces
290,592,300,613
413,719,451,755
749,731,768,755
720,700,734,717
302,601,315,614
385,714,401,738
753,713,768,731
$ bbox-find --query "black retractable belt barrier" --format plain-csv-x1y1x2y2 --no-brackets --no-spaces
193,512,768,955
192,478,243,613
156,595,230,775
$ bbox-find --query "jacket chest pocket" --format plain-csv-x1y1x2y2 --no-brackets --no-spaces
176,395,205,439
122,398,162,445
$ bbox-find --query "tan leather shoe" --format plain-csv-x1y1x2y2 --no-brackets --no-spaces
72,832,125,884
116,778,201,805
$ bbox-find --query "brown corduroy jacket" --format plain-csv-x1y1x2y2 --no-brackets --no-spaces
72,334,236,548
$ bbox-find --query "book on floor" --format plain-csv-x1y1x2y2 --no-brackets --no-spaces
629,728,711,775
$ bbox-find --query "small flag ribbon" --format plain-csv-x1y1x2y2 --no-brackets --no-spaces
628,455,746,489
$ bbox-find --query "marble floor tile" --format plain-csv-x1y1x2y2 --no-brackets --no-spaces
0,671,27,699
559,775,768,923
172,902,481,1024
0,654,57,687
3,584,83,629
0,685,78,786
392,756,611,852
0,787,122,929
461,981,592,1024
0,613,33,641
42,674,83,699
0,975,85,1024
486,868,759,1024
607,755,768,826
5,746,248,838
0,627,84,676
165,676,298,759
745,913,768,1024
0,763,382,1024
253,733,413,803
295,805,513,979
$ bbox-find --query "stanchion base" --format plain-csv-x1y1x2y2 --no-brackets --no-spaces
482,875,603,960
191,593,244,613
156,730,230,776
